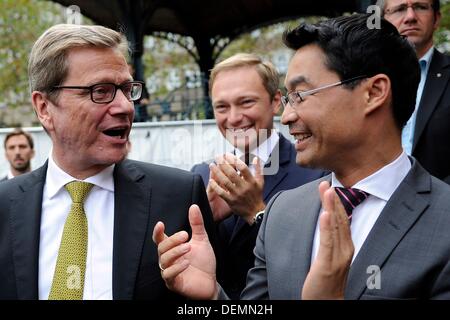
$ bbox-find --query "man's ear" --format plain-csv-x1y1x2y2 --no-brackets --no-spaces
363,74,390,115
271,90,282,115
31,91,54,132
433,11,441,31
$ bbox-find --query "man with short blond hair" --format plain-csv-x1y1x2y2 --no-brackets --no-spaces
191,53,325,298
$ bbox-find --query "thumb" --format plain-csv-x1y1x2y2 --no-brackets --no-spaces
253,157,264,187
189,204,209,241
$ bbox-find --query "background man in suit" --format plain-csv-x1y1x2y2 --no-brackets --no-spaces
191,53,325,298
2,128,35,181
0,24,216,300
153,14,450,299
379,0,450,184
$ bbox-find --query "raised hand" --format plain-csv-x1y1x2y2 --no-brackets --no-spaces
302,181,354,300
152,204,219,299
208,153,265,224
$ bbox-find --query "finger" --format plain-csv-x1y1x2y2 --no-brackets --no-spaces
152,221,168,245
234,156,253,181
210,162,236,191
318,181,331,206
324,188,340,250
159,242,191,271
217,155,243,186
332,189,350,227
157,230,189,257
317,209,333,261
253,157,264,188
332,190,353,253
189,204,209,242
208,178,232,202
162,259,190,285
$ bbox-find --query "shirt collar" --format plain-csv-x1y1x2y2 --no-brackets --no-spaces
7,170,15,180
233,130,279,165
46,153,115,199
331,151,411,201
420,46,434,74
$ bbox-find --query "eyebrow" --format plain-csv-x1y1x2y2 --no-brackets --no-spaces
285,75,311,91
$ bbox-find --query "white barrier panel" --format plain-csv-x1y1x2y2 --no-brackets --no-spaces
0,118,291,177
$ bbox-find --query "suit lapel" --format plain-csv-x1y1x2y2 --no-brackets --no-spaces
229,134,290,243
289,180,324,298
10,164,47,299
345,160,430,299
413,50,450,151
112,160,152,299
262,134,291,200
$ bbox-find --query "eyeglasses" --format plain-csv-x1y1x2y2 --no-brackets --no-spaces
281,75,366,109
52,81,144,104
385,2,433,19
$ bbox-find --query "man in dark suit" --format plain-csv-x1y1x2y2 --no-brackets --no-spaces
0,24,216,300
380,0,450,183
1,128,35,181
191,53,325,298
154,14,450,299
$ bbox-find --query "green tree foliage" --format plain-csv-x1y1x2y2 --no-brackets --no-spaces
0,1,63,117
436,0,450,50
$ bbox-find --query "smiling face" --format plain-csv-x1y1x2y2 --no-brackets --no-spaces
281,44,367,171
34,47,134,178
383,0,440,58
211,66,280,152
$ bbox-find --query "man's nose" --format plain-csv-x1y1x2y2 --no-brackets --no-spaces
280,104,298,125
228,107,243,125
404,6,418,22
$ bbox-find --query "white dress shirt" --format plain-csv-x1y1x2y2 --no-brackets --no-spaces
234,130,280,175
39,155,115,300
311,152,412,264
7,170,15,180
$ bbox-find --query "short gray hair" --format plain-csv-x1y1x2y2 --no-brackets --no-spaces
28,24,129,99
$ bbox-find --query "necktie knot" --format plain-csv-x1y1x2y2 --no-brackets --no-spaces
65,181,94,203
335,187,370,221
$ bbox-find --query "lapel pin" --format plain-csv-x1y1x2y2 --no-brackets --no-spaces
437,73,442,78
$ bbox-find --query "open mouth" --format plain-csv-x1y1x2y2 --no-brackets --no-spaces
294,133,312,143
227,125,253,133
102,127,127,139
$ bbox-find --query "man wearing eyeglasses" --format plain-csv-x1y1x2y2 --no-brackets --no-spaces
153,14,450,300
379,0,450,184
0,24,217,300
191,53,326,299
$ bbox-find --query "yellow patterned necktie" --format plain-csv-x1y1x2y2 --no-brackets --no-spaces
48,181,93,300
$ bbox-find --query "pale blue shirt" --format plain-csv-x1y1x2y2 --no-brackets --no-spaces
401,47,434,155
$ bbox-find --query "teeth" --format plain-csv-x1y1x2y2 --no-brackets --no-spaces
295,133,312,142
228,126,251,133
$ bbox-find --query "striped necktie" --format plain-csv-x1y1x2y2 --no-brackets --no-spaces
334,187,369,222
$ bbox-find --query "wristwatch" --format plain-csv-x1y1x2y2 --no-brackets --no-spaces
253,210,265,224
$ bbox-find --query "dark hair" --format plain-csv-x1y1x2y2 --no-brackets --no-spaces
4,128,34,149
283,13,420,129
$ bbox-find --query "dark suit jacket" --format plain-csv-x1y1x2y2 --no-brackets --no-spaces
191,133,326,299
413,49,450,184
0,159,216,300
240,158,450,299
